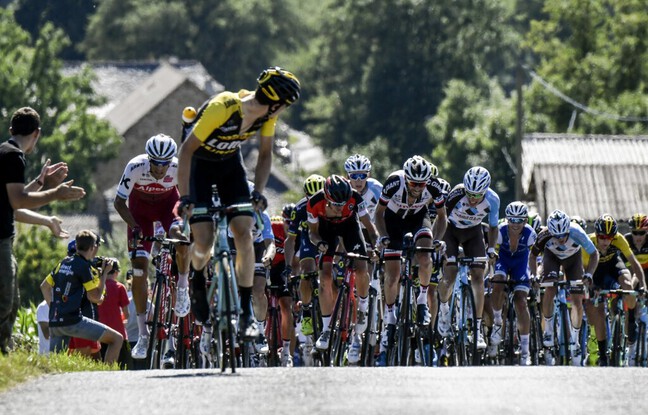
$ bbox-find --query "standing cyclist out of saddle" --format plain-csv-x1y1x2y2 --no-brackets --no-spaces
374,156,448,362
583,214,645,366
489,202,537,365
177,67,301,343
308,175,379,359
283,174,326,365
114,134,190,360
437,166,500,350
528,210,599,366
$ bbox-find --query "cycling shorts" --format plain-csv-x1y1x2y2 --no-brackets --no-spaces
494,252,531,292
316,218,368,264
383,209,432,260
443,222,486,269
128,191,180,258
189,152,253,224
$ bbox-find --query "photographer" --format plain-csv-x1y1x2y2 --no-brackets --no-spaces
40,230,123,364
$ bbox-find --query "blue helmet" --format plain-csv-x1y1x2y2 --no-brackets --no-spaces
67,239,77,256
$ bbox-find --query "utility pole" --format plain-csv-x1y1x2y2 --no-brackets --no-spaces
515,63,524,200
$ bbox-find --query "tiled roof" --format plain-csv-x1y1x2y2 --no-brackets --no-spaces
62,60,224,120
522,133,648,221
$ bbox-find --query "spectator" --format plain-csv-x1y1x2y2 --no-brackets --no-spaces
1,106,85,354
40,230,123,364
36,300,49,355
98,259,131,368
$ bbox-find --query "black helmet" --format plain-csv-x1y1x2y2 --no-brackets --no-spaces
324,175,352,204
594,214,617,236
256,67,301,106
282,203,296,221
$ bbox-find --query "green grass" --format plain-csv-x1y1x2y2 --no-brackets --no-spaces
0,350,117,392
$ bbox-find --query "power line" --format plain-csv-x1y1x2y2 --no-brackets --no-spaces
523,65,648,123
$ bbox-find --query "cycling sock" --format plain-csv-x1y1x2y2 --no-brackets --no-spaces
543,315,554,334
385,303,396,325
476,318,483,334
257,320,266,336
302,303,312,318
178,272,189,289
137,313,148,337
598,340,606,356
239,286,253,317
417,284,428,305
570,325,580,346
520,334,530,354
322,315,331,332
493,309,503,325
440,301,450,314
358,295,368,312
282,340,291,353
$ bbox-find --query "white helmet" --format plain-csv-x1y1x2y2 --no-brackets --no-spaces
403,155,437,182
145,134,177,161
344,154,371,172
438,178,451,194
463,166,491,194
547,209,571,236
505,201,528,219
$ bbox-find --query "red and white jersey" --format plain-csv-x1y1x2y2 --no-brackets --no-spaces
115,154,178,200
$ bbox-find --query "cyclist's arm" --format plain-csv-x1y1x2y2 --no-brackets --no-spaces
374,203,388,238
177,133,202,197
432,206,447,240
359,213,378,246
254,133,273,194
308,220,324,247
487,225,498,251
584,249,599,276
284,233,296,267
40,276,53,306
628,253,646,289
113,195,139,229
262,237,276,263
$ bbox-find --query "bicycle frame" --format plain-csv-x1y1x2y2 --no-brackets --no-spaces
539,279,582,366
265,267,282,367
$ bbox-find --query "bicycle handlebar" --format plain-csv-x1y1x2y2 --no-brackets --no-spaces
457,256,488,265
538,280,583,288
139,236,191,246
333,251,371,261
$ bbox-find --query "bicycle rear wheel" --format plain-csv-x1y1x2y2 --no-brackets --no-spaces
329,287,349,367
360,288,379,367
557,304,571,366
528,302,543,366
397,284,413,366
267,307,281,367
147,274,166,369
504,300,516,365
610,314,624,366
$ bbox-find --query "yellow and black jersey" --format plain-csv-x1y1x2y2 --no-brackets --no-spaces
191,90,277,161
624,233,648,269
582,232,633,267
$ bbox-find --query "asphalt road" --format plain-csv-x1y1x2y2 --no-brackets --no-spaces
1,367,647,415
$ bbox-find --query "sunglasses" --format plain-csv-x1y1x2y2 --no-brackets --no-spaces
326,198,346,207
596,234,614,240
407,180,427,189
349,172,368,181
632,230,647,236
466,191,484,199
508,217,526,224
553,233,569,239
149,158,171,167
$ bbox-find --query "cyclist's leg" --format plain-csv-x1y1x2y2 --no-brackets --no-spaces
413,223,434,325
341,219,369,333
438,224,461,303
511,259,532,362
275,263,295,365
541,252,561,331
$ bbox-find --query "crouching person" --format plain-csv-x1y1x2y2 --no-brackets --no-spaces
41,230,123,364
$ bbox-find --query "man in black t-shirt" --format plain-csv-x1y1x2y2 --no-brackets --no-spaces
0,107,85,354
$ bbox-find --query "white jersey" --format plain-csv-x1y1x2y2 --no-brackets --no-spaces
115,154,178,200
446,185,500,229
379,170,446,219
359,178,383,224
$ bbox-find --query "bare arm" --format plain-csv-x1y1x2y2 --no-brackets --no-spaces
40,278,53,306
584,250,599,276
177,134,201,197
38,321,50,340
87,262,112,304
432,206,448,241
284,233,297,267
262,238,276,266
529,252,538,277
121,305,130,321
254,134,273,194
308,221,324,247
7,180,85,210
374,204,388,238
629,254,646,289
359,214,378,246
113,196,139,229
15,209,69,238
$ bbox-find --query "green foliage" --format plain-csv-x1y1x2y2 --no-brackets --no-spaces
0,9,121,211
12,302,39,353
13,224,67,307
327,137,399,184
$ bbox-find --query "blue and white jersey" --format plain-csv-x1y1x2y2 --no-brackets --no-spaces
531,222,596,259
497,223,537,257
228,210,273,243
446,185,500,229
360,178,383,224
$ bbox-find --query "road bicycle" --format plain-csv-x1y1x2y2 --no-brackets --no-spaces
327,251,369,366
632,293,648,367
264,266,283,367
386,234,438,366
539,277,583,366
191,186,254,373
299,270,323,366
591,288,639,366
140,236,190,369
441,256,486,366
360,257,383,367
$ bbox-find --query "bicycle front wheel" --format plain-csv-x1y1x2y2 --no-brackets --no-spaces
456,285,478,366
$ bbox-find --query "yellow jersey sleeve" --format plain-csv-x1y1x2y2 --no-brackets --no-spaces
193,97,232,142
260,116,278,137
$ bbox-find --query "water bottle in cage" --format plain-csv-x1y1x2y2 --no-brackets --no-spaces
181,106,197,142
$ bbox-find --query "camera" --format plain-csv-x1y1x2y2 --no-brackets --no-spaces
91,256,106,268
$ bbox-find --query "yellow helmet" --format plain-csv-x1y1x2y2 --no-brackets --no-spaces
303,174,325,197
256,67,301,106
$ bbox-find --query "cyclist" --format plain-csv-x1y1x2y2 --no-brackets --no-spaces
374,156,447,356
571,215,587,232
528,212,542,234
583,214,645,366
344,154,383,229
489,202,537,365
269,215,295,367
177,67,300,342
625,213,648,271
308,175,378,359
114,134,190,360
529,209,599,366
437,166,500,349
283,174,325,365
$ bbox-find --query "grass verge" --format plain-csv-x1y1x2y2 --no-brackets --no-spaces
0,350,117,393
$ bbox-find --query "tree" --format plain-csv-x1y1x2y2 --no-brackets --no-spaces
0,9,121,211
